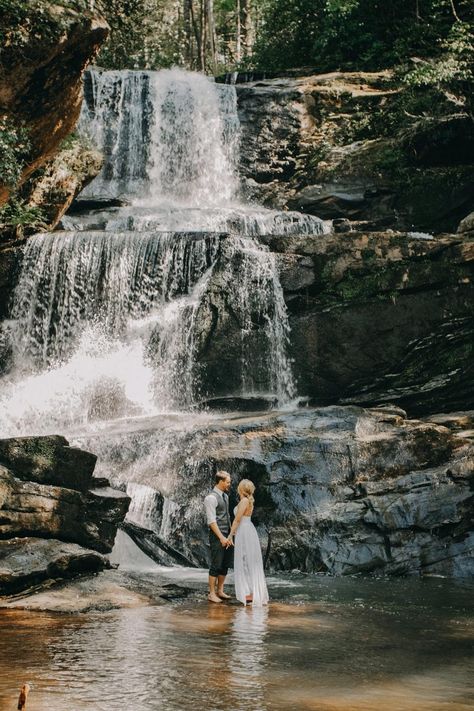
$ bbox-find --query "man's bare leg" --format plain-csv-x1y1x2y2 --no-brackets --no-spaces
217,574,231,599
208,575,221,603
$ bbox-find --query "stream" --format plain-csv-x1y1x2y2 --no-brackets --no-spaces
0,568,472,711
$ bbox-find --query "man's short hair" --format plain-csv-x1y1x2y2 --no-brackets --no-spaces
215,470,230,485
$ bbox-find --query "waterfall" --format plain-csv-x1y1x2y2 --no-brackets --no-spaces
79,68,239,206
76,67,330,236
0,67,329,550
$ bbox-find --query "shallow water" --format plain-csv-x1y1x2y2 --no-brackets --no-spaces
0,572,472,711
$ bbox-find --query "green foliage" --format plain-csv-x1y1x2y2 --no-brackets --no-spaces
402,21,474,117
0,0,98,65
0,117,30,189
0,197,47,241
252,0,473,73
96,0,185,70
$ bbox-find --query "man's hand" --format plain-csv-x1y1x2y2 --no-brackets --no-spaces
221,537,233,548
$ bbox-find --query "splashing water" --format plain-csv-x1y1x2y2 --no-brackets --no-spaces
0,230,295,435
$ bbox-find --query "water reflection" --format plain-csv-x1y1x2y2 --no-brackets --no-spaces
230,606,268,710
0,575,473,711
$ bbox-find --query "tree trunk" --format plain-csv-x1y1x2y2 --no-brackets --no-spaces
240,0,250,58
206,0,218,73
183,0,193,65
236,0,241,63
189,0,202,69
200,0,207,71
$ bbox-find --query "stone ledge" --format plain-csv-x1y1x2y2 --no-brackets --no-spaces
0,537,108,595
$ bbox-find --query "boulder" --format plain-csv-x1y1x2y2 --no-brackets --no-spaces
458,211,474,234
0,464,130,553
24,137,104,233
0,2,109,205
0,435,96,490
0,537,108,595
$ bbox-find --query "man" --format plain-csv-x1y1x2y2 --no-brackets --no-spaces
204,470,234,603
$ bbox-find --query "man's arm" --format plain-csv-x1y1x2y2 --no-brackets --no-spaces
209,521,229,546
205,494,231,547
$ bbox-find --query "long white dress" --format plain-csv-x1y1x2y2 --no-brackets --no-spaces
233,507,269,606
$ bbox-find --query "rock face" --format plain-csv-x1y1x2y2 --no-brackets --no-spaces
81,405,473,578
234,72,474,233
0,435,96,490
195,230,474,415
23,137,104,235
0,228,472,415
0,435,130,594
0,2,109,206
458,211,474,234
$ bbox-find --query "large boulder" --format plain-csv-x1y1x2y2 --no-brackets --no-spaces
0,435,96,490
23,136,104,234
0,464,129,553
0,1,109,205
0,537,108,595
0,433,130,595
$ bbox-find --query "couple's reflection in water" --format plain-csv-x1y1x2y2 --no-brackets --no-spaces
203,602,269,710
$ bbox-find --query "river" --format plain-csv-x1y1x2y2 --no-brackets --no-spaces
0,567,472,711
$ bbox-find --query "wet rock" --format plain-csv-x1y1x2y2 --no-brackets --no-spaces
0,431,130,597
0,537,108,595
0,246,21,322
196,230,473,415
289,181,393,222
458,211,474,234
24,137,104,232
422,411,474,440
79,405,474,579
0,435,96,490
200,396,277,412
0,570,155,611
122,520,198,568
0,565,196,611
0,464,129,553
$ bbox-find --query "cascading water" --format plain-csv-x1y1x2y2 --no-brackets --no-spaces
0,67,328,555
74,67,330,236
79,68,239,206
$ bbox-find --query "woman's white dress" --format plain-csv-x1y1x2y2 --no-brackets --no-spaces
234,507,269,606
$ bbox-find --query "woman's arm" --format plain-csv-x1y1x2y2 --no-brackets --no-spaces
229,498,249,540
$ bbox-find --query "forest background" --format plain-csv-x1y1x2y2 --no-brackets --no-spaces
80,0,474,132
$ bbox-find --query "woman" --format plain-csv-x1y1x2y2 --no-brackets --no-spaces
229,479,269,606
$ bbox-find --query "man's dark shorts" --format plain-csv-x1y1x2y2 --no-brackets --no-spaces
209,531,234,577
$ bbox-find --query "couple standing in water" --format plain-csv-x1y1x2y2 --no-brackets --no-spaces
204,471,269,606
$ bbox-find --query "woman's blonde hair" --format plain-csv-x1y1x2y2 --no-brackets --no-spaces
238,479,255,505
